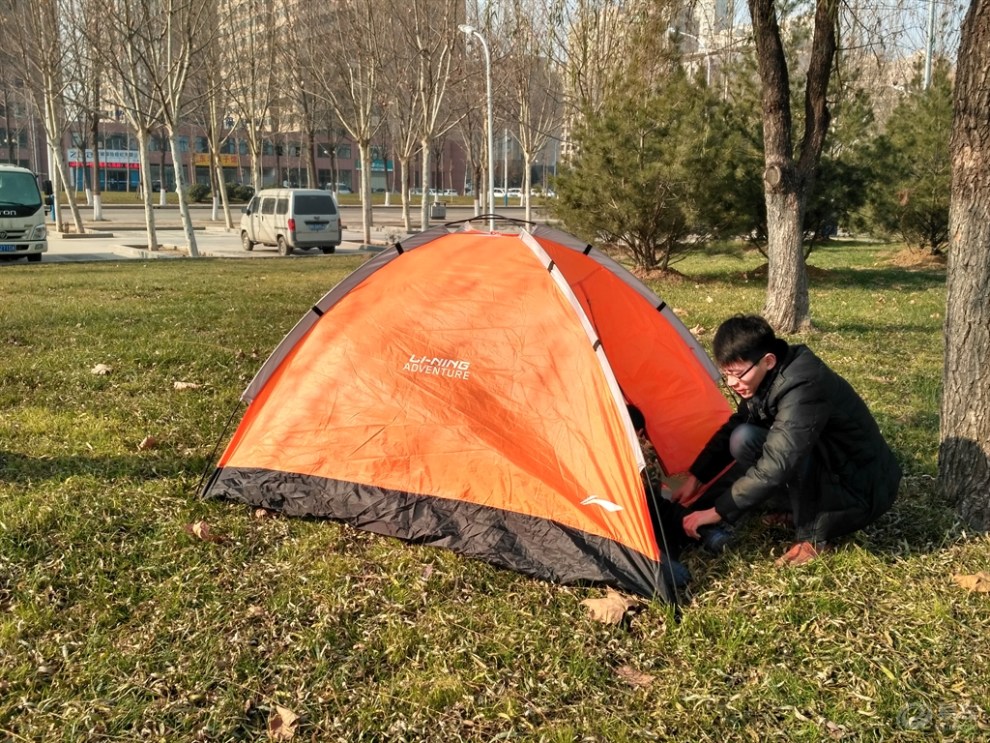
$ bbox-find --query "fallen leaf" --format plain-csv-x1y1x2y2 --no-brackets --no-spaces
246,605,265,618
268,705,299,740
184,520,224,543
690,325,706,336
825,719,848,739
953,572,990,593
90,363,112,375
173,381,201,390
615,665,654,687
254,508,276,520
137,435,157,450
579,588,640,624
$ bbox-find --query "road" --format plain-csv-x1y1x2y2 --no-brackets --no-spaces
5,203,547,264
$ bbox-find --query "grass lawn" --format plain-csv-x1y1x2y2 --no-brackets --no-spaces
1,241,987,741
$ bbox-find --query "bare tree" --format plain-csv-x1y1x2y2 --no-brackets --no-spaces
450,73,487,217
84,0,211,254
382,55,424,232
81,0,163,250
277,0,322,189
62,5,113,222
148,0,213,256
186,11,236,229
504,0,564,222
748,0,837,332
545,0,635,119
220,0,278,191
941,0,990,528
306,0,385,244
8,0,86,234
394,0,462,230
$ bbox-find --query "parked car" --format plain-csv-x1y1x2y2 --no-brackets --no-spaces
240,188,341,256
0,164,49,263
322,183,352,194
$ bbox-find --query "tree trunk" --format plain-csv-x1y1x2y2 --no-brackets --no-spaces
358,140,373,244
90,113,103,221
159,139,168,207
42,87,84,235
941,0,990,529
523,151,533,223
763,188,810,329
134,130,159,252
217,163,233,230
168,130,200,257
399,156,412,232
419,138,431,230
305,127,317,188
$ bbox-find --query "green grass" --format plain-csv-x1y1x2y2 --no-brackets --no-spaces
2,243,988,741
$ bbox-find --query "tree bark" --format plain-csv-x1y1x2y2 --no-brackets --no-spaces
167,129,199,257
941,0,990,529
419,137,432,230
134,129,159,252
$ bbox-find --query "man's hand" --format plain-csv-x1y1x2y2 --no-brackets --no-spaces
683,507,722,539
670,474,700,505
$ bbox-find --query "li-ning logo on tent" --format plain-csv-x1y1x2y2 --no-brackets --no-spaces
581,495,624,513
403,355,472,380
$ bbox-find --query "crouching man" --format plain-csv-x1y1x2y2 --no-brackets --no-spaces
673,314,901,566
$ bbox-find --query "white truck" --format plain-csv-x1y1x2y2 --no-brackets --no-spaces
0,164,52,263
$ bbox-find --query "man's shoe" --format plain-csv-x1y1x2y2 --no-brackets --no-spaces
775,541,830,567
697,525,733,554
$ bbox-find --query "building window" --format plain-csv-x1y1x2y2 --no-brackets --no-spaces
337,144,351,159
104,133,129,150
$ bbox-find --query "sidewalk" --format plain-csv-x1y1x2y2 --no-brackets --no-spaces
48,211,397,261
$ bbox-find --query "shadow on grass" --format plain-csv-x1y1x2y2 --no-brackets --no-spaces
681,475,962,598
807,265,946,291
689,260,945,291
0,449,208,486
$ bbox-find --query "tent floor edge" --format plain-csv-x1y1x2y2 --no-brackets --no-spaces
205,465,673,601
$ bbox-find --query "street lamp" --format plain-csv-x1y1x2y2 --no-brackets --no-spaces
458,23,495,231
667,27,711,87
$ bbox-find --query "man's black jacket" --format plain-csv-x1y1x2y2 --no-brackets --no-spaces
690,343,901,525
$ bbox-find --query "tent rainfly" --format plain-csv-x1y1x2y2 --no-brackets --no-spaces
202,224,730,600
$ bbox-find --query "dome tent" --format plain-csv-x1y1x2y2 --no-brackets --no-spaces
202,223,730,601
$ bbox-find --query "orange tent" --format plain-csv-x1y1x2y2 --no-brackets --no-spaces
203,224,730,599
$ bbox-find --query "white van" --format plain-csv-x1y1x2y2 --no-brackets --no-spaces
0,165,51,263
240,188,342,256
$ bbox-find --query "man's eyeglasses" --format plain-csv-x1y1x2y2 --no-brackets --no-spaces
721,357,761,384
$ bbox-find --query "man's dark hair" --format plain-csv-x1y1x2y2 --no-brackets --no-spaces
712,315,778,366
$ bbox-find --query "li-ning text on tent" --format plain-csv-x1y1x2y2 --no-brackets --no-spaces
202,224,730,599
